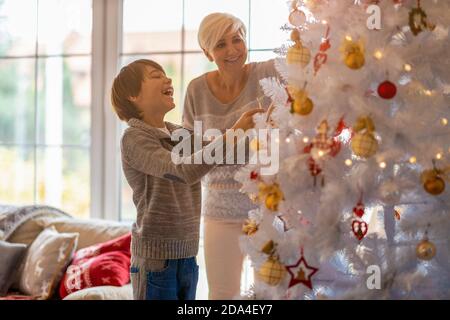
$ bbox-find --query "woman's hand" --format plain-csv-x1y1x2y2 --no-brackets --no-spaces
231,108,265,131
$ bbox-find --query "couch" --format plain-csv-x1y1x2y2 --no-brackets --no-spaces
1,206,133,300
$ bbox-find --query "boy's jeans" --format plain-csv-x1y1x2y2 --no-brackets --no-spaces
130,256,199,300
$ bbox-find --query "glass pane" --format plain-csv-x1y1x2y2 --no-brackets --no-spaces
0,58,35,144
0,0,37,57
120,170,135,222
249,0,289,50
122,0,182,53
249,50,278,63
37,57,91,146
36,147,90,219
120,54,182,124
182,52,215,102
184,0,250,51
0,146,35,204
37,0,92,55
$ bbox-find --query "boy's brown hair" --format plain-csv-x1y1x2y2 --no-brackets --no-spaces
111,59,165,121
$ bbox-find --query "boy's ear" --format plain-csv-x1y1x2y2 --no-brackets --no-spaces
203,48,214,62
128,95,138,103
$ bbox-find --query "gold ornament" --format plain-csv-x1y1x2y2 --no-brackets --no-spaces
242,219,258,236
259,182,284,212
351,116,378,158
421,169,446,195
351,132,378,158
416,239,436,261
258,256,286,286
261,240,275,255
289,87,314,116
409,5,435,36
287,29,311,68
341,38,365,70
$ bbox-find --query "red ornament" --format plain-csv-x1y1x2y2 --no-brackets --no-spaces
250,171,259,180
352,201,365,218
286,249,319,289
308,157,322,177
352,220,368,241
314,26,331,75
377,81,397,99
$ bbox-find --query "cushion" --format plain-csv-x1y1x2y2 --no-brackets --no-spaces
7,218,47,290
19,226,79,299
7,217,46,245
72,232,131,263
63,283,132,300
63,283,133,300
0,241,27,296
37,217,131,249
59,251,131,299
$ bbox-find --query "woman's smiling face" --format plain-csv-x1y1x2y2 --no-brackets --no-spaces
207,30,248,72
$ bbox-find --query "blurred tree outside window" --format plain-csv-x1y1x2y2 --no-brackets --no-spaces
0,0,92,218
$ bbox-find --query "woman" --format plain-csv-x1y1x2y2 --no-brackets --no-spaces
182,12,278,300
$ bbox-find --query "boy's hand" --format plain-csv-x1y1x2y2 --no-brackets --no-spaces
231,108,265,131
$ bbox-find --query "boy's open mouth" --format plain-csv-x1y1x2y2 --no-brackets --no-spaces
162,87,173,97
162,87,174,97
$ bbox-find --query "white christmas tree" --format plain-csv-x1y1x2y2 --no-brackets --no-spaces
236,0,450,299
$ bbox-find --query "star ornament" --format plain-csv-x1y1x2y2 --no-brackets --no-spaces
286,255,319,289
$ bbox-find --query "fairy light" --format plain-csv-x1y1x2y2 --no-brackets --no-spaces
409,156,417,164
374,50,383,60
379,161,387,169
441,118,448,126
404,64,412,72
318,150,325,157
286,137,291,143
322,20,328,25
345,35,353,41
345,159,353,166
303,137,309,143
424,90,433,96
436,153,443,160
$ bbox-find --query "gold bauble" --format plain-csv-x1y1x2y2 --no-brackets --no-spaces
345,52,365,69
351,132,378,158
287,43,311,68
258,257,286,286
292,97,314,115
265,193,281,211
416,239,436,260
424,176,446,196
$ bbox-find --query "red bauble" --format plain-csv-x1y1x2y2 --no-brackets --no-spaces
353,201,365,218
250,171,259,180
377,81,397,99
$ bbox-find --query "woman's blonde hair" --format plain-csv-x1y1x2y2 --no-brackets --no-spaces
197,12,247,53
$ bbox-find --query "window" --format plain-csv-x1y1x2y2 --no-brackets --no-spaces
0,0,92,218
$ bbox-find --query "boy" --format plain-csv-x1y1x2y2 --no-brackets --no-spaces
110,59,262,300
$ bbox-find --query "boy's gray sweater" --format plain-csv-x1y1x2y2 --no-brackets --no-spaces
121,118,222,260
